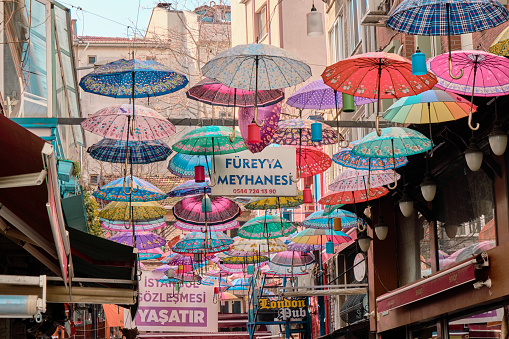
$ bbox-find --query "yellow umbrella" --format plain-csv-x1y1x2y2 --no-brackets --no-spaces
99,201,166,221
244,192,303,210
490,25,509,56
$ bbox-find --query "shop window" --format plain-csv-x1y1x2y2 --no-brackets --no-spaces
449,307,504,338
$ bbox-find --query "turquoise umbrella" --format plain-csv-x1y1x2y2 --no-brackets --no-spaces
167,153,212,178
238,215,297,239
171,231,233,254
303,209,359,230
93,176,167,202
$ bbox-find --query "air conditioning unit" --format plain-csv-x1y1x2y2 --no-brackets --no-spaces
361,0,389,26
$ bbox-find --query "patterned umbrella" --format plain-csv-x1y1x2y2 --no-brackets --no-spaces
100,217,166,232
318,187,389,205
263,262,310,277
270,251,315,266
172,126,246,155
292,146,332,178
223,255,269,265
81,104,176,141
205,269,230,277
87,138,172,164
163,253,194,266
174,220,239,232
217,262,246,273
230,278,250,287
139,247,164,260
200,276,231,286
286,78,376,110
108,231,166,250
303,209,359,229
286,242,324,251
99,201,167,221
290,228,351,245
173,194,241,226
490,25,509,56
228,237,288,256
93,176,167,202
244,194,303,210
238,215,297,239
323,204,345,216
167,180,210,197
171,231,234,254
218,292,238,300
352,127,432,158
271,118,340,146
158,273,201,283
238,103,281,153
328,168,400,192
333,140,408,170
187,78,284,107
167,153,212,178
152,264,175,272
79,58,188,98
160,253,179,264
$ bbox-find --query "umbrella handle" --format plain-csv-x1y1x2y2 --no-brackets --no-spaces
229,128,236,143
366,181,377,197
449,57,464,80
130,117,136,136
357,221,367,232
289,168,301,183
468,107,479,131
339,139,350,148
206,173,217,187
299,264,307,273
122,180,132,195
387,173,398,190
253,107,265,127
375,115,382,137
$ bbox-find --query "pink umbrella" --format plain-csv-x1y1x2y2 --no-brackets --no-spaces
205,269,231,277
285,145,332,178
173,194,241,226
174,220,239,232
328,168,400,192
238,102,281,153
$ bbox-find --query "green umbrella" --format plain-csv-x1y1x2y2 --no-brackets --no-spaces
322,204,345,216
238,214,297,239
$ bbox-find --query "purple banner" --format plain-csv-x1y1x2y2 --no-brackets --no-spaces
136,307,208,327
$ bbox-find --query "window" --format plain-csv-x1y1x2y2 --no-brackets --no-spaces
89,174,98,186
232,300,242,314
328,16,344,63
348,0,361,54
257,5,267,39
88,55,96,64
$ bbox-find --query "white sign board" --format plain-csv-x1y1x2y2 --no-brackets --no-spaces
211,147,297,197
133,271,218,332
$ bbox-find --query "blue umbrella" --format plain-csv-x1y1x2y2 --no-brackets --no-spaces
200,276,230,286
303,209,360,230
88,138,172,164
167,180,210,197
231,278,250,287
171,231,233,254
167,153,212,178
93,176,167,202
333,140,408,170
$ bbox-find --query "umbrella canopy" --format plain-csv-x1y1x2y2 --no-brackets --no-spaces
328,168,400,192
223,255,269,265
271,118,340,146
173,194,241,226
302,209,359,230
204,269,230,277
201,43,312,91
163,253,194,266
290,228,351,245
152,264,175,272
454,240,496,262
108,231,166,250
286,78,377,110
93,176,167,202
352,127,432,158
318,188,389,205
167,180,211,197
81,104,176,141
244,194,303,210
187,78,284,107
228,237,288,256
79,58,188,98
387,0,509,36
88,138,172,164
217,262,246,273
218,292,238,300
323,204,345,216
167,153,212,178
200,276,231,286
238,215,297,239
238,103,281,153
333,140,408,170
172,126,246,155
292,146,332,178
171,231,234,254
100,217,166,232
270,251,315,267
158,273,201,283
263,262,310,277
231,278,250,287
139,247,164,260
490,25,509,56
99,201,167,221
160,253,179,264
174,220,239,232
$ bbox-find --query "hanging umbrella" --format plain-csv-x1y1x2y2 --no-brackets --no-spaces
205,269,231,277
231,278,250,287
158,273,201,283
99,201,166,221
263,262,310,277
270,251,315,267
427,50,509,130
139,247,164,260
167,153,212,178
290,228,351,245
318,188,389,205
286,242,324,252
223,255,269,265
238,215,297,239
490,25,509,56
172,126,246,155
160,253,179,264
218,292,238,300
271,118,340,146
238,103,281,153
217,262,246,274
333,140,408,170
171,231,234,254
174,220,239,232
100,217,166,232
228,237,288,256
87,138,172,164
108,231,166,250
454,240,496,262
302,209,359,230
81,104,176,141
173,194,241,226
322,52,437,134
244,194,303,210
93,176,167,202
287,146,332,178
152,264,176,272
328,168,400,192
323,204,345,216
167,180,211,197
200,276,231,286
163,253,194,266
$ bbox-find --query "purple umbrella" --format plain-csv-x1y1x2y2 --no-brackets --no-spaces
270,251,315,266
164,253,194,266
108,231,166,250
152,264,175,272
286,78,376,110
173,194,241,226
239,102,281,153
174,220,239,232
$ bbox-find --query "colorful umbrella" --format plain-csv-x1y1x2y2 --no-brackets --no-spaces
79,58,188,98
223,255,269,265
290,228,351,245
167,153,212,178
99,201,166,221
218,292,238,300
158,273,201,283
286,78,376,110
108,231,166,250
163,253,194,266
173,194,241,226
200,276,231,286
152,264,175,272
217,262,246,273
204,269,230,277
302,209,359,230
263,262,310,277
270,251,315,267
93,176,167,202
318,188,389,205
238,215,297,239
174,220,239,232
332,140,408,170
100,217,166,232
291,146,332,178
286,241,324,252
139,247,164,260
87,138,172,164
323,204,345,216
81,104,176,141
238,103,281,153
271,118,340,146
228,237,288,256
490,25,509,56
167,180,211,197
171,231,234,254
244,194,303,210
454,240,496,262
231,278,250,287
160,253,179,264
328,168,400,192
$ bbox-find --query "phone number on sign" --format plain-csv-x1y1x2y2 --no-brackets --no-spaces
232,189,277,194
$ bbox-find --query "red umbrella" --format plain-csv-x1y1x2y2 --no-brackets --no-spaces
238,102,281,153
285,146,332,178
318,187,389,205
322,52,437,134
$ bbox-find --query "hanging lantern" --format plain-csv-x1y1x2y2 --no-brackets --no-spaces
489,124,507,156
333,217,342,231
342,92,355,112
464,137,483,172
166,268,175,278
412,47,427,76
374,215,389,241
420,173,437,202
325,240,335,254
303,186,313,204
311,122,322,142
247,264,255,275
399,191,414,218
194,253,202,263
444,224,458,239
195,165,205,182
306,3,324,37
357,233,372,252
248,120,261,144
202,194,212,212
214,287,219,294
